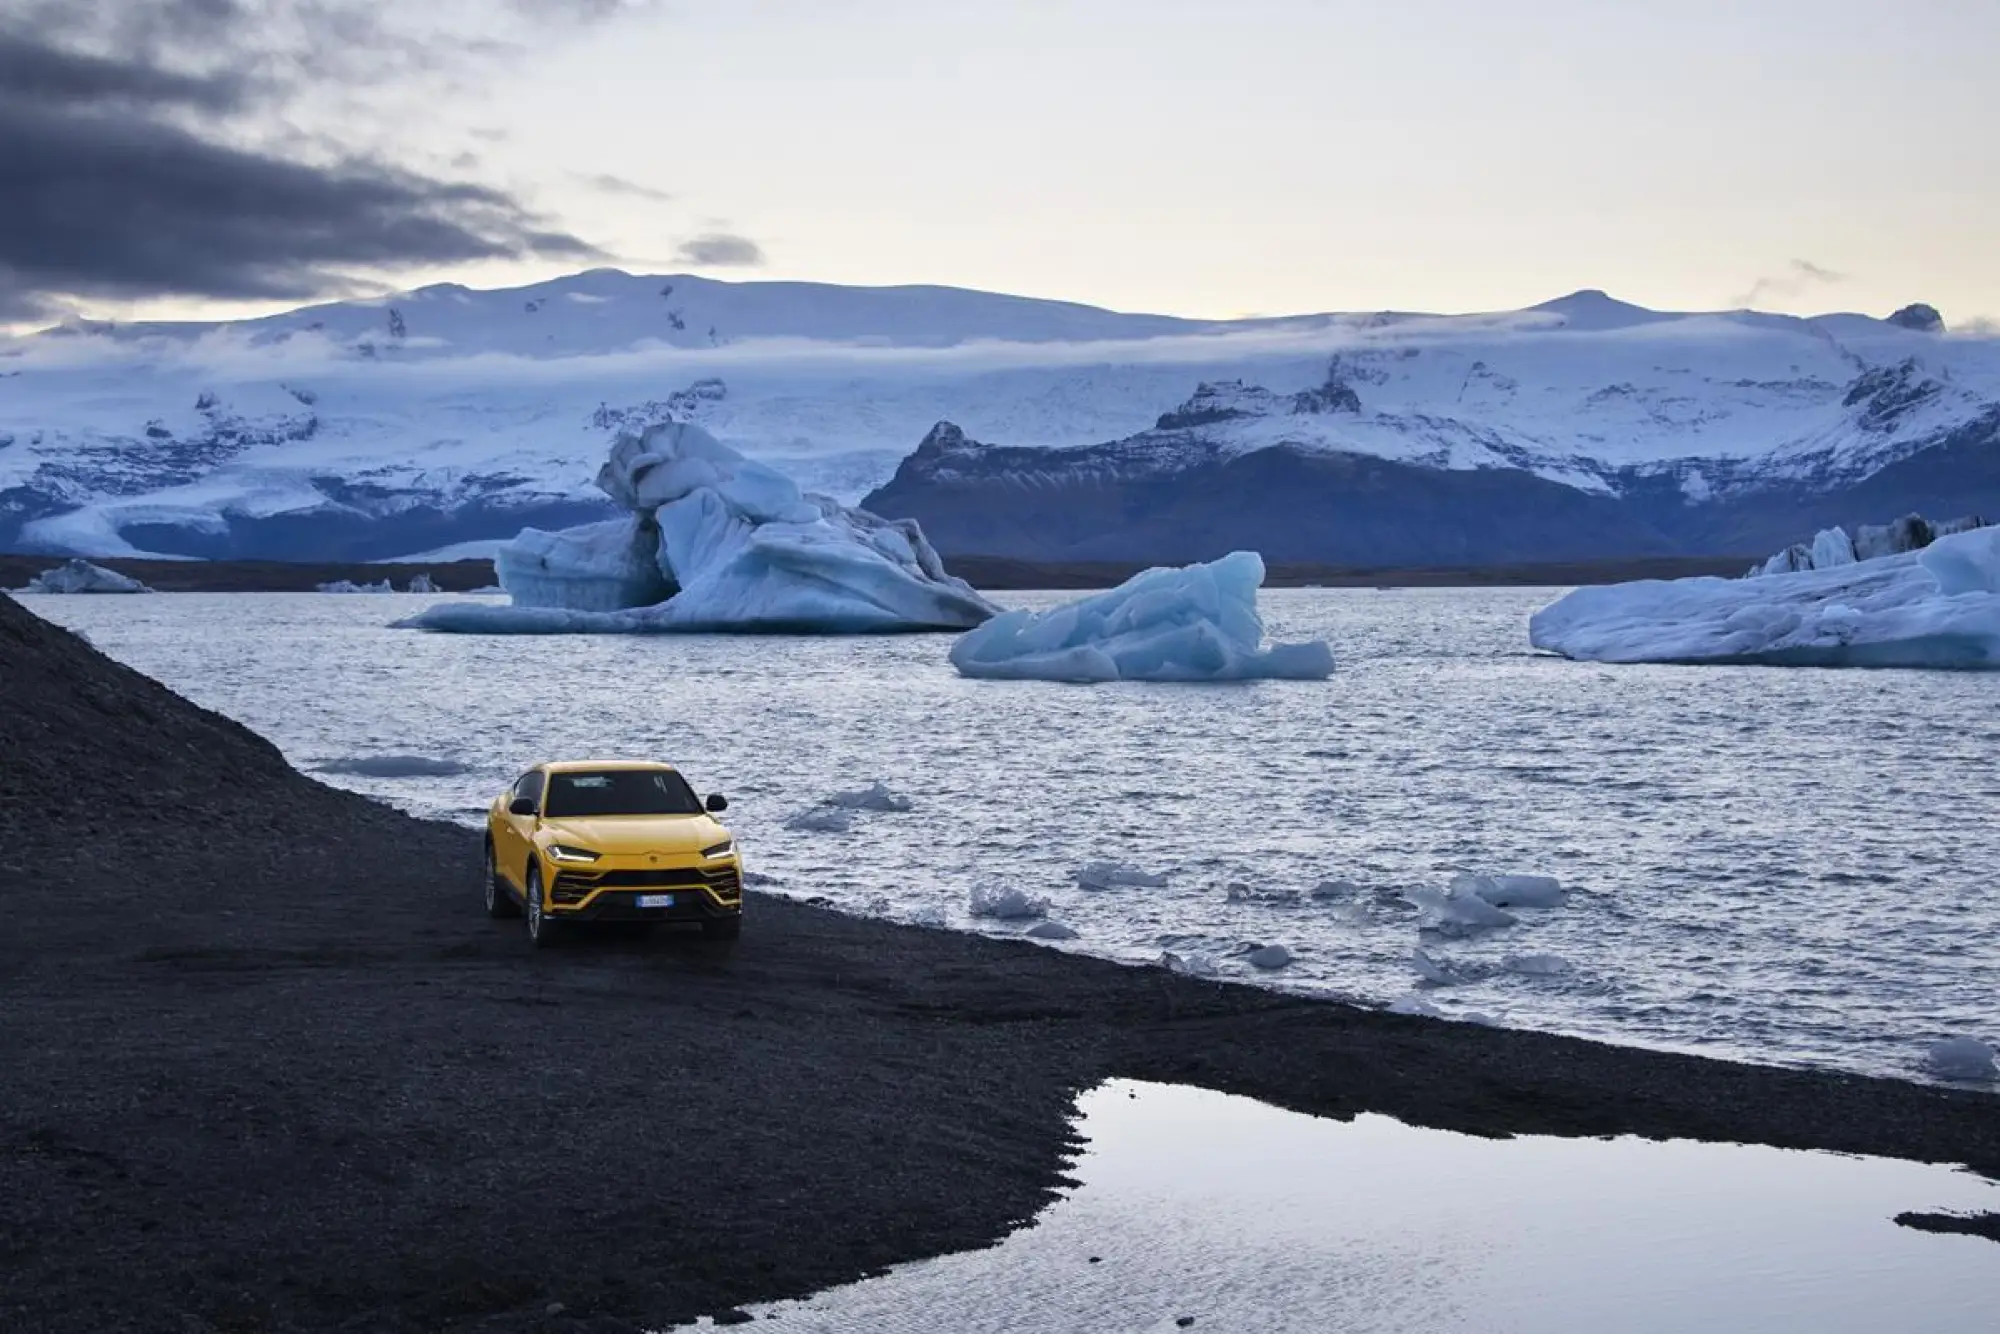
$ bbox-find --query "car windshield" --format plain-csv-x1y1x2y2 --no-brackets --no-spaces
542,769,703,817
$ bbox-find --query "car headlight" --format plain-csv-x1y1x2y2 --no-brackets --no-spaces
700,839,736,860
545,844,600,864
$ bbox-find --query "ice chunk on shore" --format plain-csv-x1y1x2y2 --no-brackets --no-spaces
1453,872,1566,909
968,884,1049,919
1025,920,1079,941
1160,950,1220,977
1077,862,1169,890
825,781,914,812
21,559,151,594
408,422,995,634
1925,1036,1997,1082
1387,992,1443,1018
948,551,1334,683
1244,943,1293,969
1532,526,2000,668
316,754,472,778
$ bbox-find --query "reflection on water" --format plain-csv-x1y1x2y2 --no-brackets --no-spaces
672,1081,2000,1334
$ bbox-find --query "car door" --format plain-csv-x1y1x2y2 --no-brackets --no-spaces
499,769,544,888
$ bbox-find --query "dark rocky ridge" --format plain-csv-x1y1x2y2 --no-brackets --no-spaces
864,385,2000,565
2,592,1996,1333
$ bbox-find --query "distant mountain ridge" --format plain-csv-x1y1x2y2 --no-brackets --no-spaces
2,270,1996,565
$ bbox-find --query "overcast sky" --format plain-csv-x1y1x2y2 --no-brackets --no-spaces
4,0,1995,329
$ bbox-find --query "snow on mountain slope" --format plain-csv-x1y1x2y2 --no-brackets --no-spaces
2,272,1995,563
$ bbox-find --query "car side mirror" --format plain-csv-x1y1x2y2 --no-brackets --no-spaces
508,797,538,817
704,793,728,813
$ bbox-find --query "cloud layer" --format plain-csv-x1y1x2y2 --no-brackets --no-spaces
0,0,622,323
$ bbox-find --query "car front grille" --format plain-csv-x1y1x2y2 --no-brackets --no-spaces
550,864,741,905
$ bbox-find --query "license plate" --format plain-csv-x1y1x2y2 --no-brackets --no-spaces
636,893,676,909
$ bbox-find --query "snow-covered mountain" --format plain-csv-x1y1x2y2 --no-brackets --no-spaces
3,272,1996,564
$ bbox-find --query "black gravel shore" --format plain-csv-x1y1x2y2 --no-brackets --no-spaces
2,591,1994,1333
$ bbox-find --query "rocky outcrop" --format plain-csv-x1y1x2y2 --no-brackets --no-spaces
1886,303,1945,334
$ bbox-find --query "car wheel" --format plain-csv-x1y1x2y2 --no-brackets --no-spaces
525,864,557,948
701,915,742,942
484,841,519,919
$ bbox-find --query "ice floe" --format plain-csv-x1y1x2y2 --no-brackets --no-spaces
1077,862,1169,890
1532,525,2000,668
947,551,1334,683
1402,884,1519,935
1453,872,1567,909
825,781,914,812
403,421,995,634
316,754,473,778
1244,944,1294,970
968,884,1049,920
785,807,855,834
20,559,151,594
1924,1036,1997,1082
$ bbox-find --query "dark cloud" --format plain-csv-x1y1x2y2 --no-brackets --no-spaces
0,0,639,322
1734,258,1848,309
674,232,766,267
576,172,673,202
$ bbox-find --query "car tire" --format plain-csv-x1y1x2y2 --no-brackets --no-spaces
484,841,520,919
525,864,557,948
701,915,742,942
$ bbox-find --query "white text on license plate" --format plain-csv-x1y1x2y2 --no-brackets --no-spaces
636,893,675,909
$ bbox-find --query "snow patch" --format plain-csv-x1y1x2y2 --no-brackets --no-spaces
948,551,1334,683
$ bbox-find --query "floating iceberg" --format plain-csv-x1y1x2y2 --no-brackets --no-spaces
319,578,395,594
404,421,995,634
1402,884,1518,935
1531,526,2000,668
1452,872,1566,909
1077,862,1169,890
824,781,914,813
20,559,151,594
948,551,1334,683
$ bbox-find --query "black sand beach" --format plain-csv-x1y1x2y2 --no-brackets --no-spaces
1,589,1993,1333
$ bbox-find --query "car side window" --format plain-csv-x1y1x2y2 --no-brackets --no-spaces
512,770,545,808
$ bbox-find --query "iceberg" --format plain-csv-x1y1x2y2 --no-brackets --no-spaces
318,578,395,594
20,559,151,594
1452,871,1566,909
1750,513,1987,577
405,421,996,634
967,883,1049,920
948,551,1334,683
1532,526,2000,668
1076,861,1169,890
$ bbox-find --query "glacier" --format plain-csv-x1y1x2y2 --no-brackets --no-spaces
1532,525,2000,668
947,551,1334,683
403,421,996,635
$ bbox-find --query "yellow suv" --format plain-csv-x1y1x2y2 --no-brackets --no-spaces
484,760,743,947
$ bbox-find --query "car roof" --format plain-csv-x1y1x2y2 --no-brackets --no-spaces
540,759,679,774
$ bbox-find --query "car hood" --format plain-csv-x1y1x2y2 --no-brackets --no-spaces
536,814,729,856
